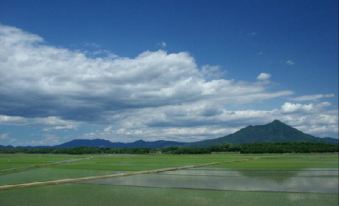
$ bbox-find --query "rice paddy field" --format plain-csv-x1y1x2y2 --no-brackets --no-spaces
0,153,338,206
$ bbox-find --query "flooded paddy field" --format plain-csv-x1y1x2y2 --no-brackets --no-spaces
86,168,338,193
0,153,337,206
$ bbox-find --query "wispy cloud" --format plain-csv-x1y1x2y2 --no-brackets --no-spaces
286,59,295,65
290,94,335,102
158,41,167,48
0,114,78,130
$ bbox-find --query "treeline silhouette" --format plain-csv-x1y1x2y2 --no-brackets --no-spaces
239,142,338,153
0,142,337,154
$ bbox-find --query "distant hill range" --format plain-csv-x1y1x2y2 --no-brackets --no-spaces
52,120,338,148
1,120,337,148
55,139,187,148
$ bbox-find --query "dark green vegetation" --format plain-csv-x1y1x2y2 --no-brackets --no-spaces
0,142,337,154
164,142,338,154
0,146,156,154
239,142,338,153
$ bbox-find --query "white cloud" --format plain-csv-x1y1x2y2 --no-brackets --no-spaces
281,101,331,114
286,60,295,65
39,116,78,130
257,72,271,81
0,115,26,124
0,24,291,123
0,114,78,130
281,102,314,113
82,101,338,142
0,24,337,143
291,93,335,102
200,65,225,80
84,100,337,142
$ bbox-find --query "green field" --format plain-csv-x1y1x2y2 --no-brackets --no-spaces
0,153,338,206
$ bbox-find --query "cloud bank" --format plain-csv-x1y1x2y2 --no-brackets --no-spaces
0,24,337,144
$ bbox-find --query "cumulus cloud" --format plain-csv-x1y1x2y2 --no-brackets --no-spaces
257,72,271,81
200,65,225,80
0,24,337,143
281,102,314,113
82,101,338,142
80,99,337,142
281,102,331,114
0,24,291,123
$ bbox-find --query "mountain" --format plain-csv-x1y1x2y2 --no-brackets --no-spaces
191,120,338,146
56,139,187,148
56,139,115,148
3,120,336,148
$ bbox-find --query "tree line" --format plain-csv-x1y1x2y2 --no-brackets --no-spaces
0,142,337,154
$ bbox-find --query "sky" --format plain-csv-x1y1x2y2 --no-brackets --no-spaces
0,0,338,146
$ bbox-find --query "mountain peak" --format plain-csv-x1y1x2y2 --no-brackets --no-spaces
135,140,146,143
192,120,334,146
269,119,285,125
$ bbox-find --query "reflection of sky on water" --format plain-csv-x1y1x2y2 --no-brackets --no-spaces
84,168,338,194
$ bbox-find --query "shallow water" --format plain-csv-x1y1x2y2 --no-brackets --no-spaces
84,168,338,193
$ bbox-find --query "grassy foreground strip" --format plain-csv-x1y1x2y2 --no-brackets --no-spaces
0,161,220,191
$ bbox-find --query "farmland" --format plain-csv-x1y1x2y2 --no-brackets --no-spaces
0,153,338,206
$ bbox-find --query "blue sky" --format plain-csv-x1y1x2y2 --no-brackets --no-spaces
0,0,338,145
